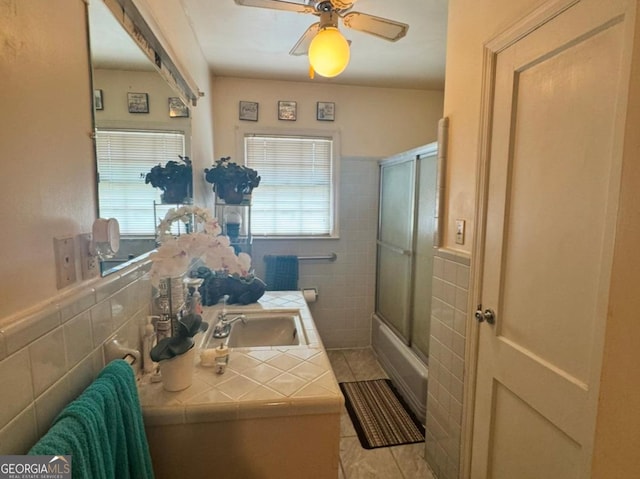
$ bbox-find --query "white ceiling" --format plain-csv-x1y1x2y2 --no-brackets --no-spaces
90,0,448,90
89,0,155,71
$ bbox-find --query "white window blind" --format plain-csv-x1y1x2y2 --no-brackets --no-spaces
96,129,185,235
245,134,335,237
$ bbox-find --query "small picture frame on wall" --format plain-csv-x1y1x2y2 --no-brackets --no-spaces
278,101,297,121
168,97,189,118
239,101,259,121
94,89,104,111
317,101,335,121
127,92,149,113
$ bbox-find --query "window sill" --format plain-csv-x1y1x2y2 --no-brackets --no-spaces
253,235,340,241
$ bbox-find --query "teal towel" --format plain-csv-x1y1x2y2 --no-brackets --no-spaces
265,255,299,291
29,360,154,479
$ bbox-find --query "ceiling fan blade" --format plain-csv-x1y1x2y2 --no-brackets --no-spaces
341,12,408,41
234,0,315,14
289,23,320,56
330,0,357,11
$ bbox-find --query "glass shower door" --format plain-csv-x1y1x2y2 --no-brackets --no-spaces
411,152,437,359
376,157,416,343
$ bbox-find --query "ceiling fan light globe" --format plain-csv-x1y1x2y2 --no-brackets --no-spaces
308,27,350,77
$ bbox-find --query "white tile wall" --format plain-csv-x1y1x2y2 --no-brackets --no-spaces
425,249,470,479
0,349,33,430
0,261,151,454
63,311,94,368
252,157,380,349
29,328,67,397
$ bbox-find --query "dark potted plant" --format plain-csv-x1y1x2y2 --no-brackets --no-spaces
150,313,208,362
150,313,208,391
144,155,193,204
204,156,260,204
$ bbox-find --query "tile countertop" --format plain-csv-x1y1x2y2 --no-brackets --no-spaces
137,292,344,427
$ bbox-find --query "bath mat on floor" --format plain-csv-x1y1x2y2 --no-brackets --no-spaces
340,379,425,450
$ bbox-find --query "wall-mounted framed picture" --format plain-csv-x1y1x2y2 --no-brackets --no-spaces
239,101,259,121
317,101,335,121
94,89,104,111
127,92,149,113
168,97,189,118
278,100,297,121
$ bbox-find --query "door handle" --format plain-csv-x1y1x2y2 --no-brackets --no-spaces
377,240,412,256
475,306,496,325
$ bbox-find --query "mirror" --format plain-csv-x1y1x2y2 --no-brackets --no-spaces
88,0,195,276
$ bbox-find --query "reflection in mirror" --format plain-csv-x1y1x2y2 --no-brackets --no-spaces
88,0,193,276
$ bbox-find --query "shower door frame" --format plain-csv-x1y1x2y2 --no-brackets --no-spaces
375,142,438,363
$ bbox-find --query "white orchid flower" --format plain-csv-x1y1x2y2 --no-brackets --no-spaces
150,205,253,286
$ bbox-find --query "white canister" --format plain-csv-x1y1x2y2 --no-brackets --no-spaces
159,346,195,391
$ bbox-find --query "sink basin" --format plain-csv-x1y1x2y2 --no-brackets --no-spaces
206,310,307,348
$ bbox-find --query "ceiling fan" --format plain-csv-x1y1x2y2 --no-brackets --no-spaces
234,0,409,77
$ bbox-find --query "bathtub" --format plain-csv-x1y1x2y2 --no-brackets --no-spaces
371,313,428,423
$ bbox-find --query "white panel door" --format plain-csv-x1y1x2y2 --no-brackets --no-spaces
471,0,631,477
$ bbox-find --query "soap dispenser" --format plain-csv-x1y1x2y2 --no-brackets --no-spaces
214,342,229,374
184,277,204,315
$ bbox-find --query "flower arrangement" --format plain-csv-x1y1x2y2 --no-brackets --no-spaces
156,205,214,243
149,206,251,287
204,156,261,204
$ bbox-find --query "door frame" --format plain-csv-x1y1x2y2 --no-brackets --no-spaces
460,1,582,477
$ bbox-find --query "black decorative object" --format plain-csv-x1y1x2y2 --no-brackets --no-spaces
194,267,266,306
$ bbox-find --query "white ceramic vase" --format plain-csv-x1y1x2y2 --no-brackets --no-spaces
159,345,195,391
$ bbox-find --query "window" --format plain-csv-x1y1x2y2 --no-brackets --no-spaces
95,129,185,235
244,134,338,237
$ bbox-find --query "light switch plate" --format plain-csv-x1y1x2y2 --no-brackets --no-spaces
455,219,466,245
53,236,77,288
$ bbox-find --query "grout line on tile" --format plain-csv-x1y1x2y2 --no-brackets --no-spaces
390,447,407,479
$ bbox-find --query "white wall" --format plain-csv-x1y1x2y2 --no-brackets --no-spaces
441,0,548,252
210,76,444,161
0,0,95,319
94,69,191,136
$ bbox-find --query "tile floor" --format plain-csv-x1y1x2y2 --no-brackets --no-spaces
327,348,436,479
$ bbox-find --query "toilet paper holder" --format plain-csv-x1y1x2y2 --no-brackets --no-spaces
301,287,318,303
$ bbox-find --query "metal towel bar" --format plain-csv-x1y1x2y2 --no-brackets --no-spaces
264,253,337,262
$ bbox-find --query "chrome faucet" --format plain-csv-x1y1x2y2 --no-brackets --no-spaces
212,310,246,339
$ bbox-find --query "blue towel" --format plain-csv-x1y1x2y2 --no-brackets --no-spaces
29,360,154,479
264,255,299,291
